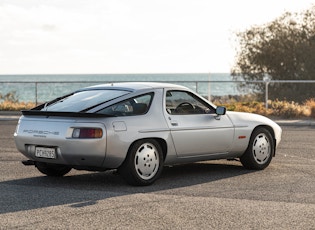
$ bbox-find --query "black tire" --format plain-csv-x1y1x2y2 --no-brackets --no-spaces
119,139,164,186
240,127,274,170
35,162,72,177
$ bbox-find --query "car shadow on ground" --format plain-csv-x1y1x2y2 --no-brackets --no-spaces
0,161,253,214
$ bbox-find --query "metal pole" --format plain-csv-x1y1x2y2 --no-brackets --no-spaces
263,75,271,110
265,81,269,109
35,82,38,105
208,73,211,101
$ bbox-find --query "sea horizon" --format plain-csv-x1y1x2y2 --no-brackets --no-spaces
0,73,241,103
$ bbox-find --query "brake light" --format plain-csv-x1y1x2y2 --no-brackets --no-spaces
72,128,103,138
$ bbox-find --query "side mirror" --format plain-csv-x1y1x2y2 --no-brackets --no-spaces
216,106,226,115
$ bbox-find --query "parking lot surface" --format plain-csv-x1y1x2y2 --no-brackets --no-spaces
0,120,314,229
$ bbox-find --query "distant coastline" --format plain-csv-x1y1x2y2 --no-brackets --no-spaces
0,73,241,103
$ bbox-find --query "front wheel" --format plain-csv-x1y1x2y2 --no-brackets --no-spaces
119,139,164,186
35,162,72,177
240,127,275,170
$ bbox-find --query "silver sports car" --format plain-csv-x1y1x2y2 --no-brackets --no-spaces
14,82,282,185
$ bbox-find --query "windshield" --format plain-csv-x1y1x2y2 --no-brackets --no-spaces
43,89,130,112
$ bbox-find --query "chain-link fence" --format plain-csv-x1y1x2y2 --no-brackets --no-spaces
1,80,315,108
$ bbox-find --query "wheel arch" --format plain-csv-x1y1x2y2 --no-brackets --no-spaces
252,125,276,156
127,137,168,162
119,137,167,185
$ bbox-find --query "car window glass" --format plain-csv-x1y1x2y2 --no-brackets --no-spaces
166,90,214,115
97,93,153,116
44,90,129,112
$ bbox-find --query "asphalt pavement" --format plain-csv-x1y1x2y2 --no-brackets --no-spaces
0,120,314,229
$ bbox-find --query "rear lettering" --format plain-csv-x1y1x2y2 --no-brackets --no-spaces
23,129,60,136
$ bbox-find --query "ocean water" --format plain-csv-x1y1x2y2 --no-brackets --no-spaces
0,73,241,103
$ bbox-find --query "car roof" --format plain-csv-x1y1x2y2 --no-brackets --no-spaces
79,82,188,92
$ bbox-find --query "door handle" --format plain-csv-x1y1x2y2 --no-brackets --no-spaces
168,117,178,126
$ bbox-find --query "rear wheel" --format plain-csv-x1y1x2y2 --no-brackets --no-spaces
119,139,164,186
35,162,72,177
240,127,274,170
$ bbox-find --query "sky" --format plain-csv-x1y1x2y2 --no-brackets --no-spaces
1,0,314,74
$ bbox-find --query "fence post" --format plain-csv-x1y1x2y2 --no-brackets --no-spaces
263,76,271,109
207,74,211,101
35,82,38,105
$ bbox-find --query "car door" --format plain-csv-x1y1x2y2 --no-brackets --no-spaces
165,90,234,157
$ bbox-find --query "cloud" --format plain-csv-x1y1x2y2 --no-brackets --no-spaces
0,0,314,74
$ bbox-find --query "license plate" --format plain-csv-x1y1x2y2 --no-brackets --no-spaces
35,147,56,159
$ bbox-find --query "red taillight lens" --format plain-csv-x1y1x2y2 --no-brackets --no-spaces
72,128,103,138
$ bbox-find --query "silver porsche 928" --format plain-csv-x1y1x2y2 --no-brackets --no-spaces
14,82,282,186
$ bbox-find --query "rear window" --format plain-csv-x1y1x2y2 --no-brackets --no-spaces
43,90,129,112
97,93,153,116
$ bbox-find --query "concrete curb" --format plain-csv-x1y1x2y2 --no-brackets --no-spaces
0,111,21,120
0,111,21,115
275,120,315,126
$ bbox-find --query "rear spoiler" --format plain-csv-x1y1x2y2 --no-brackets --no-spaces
21,110,115,118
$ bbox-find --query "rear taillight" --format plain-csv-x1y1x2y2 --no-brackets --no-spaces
72,128,103,138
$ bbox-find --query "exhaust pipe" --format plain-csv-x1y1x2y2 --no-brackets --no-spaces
22,160,35,166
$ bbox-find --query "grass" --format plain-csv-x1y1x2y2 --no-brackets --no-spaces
0,92,35,111
214,98,315,119
0,101,36,111
1,97,315,119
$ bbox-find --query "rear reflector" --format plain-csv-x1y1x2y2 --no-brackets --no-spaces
72,128,103,138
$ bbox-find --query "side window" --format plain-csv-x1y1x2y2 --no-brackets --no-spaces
97,93,153,116
166,91,214,115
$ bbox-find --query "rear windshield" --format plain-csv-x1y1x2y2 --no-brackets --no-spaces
43,89,130,112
